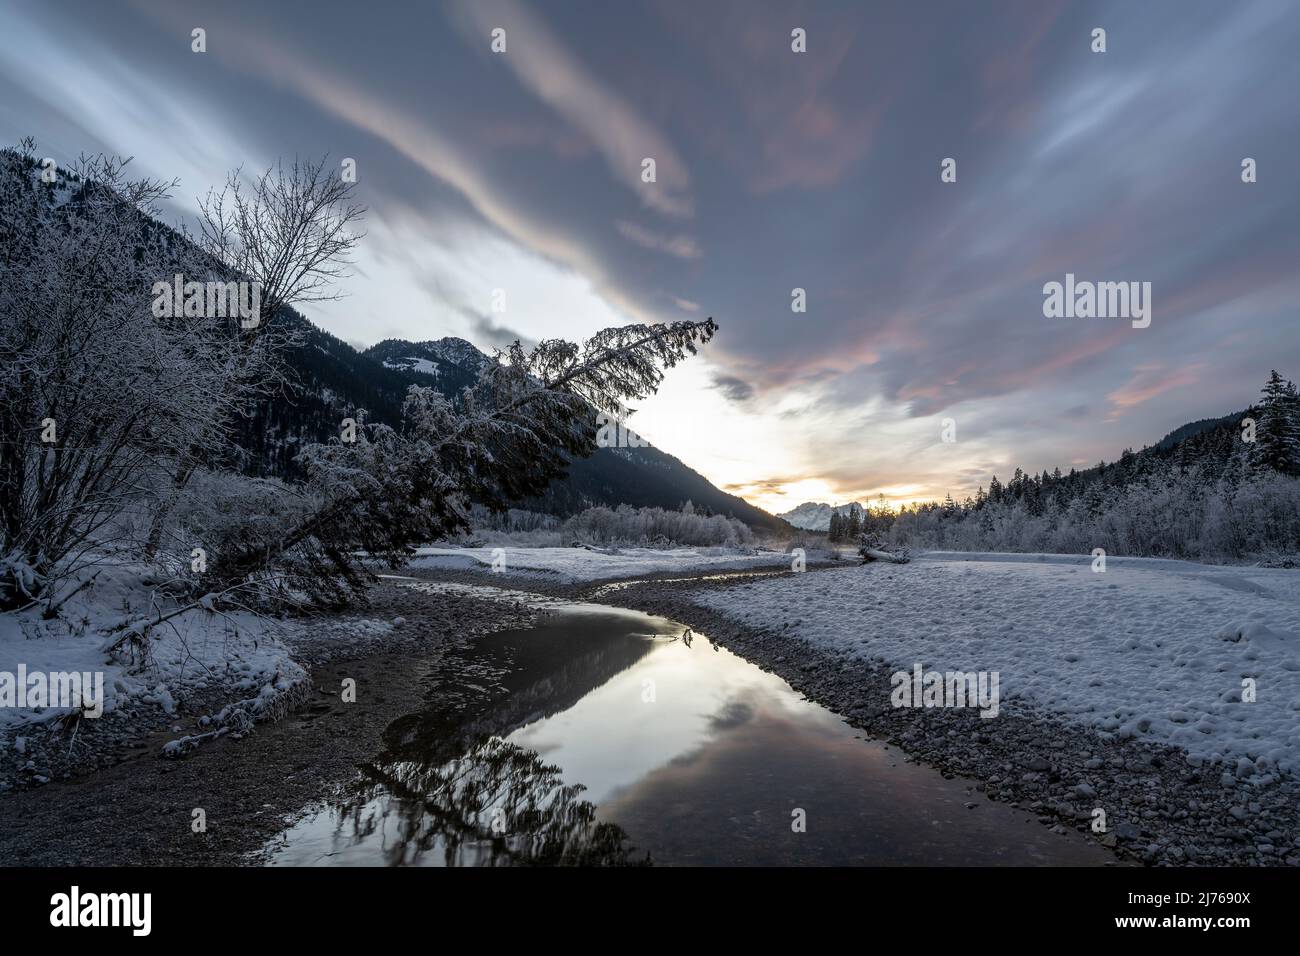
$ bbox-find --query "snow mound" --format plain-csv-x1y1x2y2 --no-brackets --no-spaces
0,562,306,734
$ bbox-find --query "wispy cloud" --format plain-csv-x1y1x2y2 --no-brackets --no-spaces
6,0,1298,512
1106,363,1205,419
711,373,754,403
616,220,702,259
448,0,693,217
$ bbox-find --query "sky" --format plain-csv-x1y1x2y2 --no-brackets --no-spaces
2,0,1298,514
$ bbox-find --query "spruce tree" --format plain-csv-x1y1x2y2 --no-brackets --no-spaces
1254,370,1300,475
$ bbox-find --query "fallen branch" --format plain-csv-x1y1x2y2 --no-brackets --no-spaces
863,548,915,564
99,586,239,658
42,570,101,620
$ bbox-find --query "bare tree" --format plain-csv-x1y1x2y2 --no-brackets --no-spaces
193,156,365,327
0,142,258,607
141,156,365,558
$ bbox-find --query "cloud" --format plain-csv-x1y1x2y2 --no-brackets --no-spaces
616,220,702,260
1106,363,1206,419
711,373,754,403
724,475,802,495
127,0,607,278
8,0,1299,514
653,0,884,193
448,0,693,217
458,305,536,353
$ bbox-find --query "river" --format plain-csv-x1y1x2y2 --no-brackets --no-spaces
262,596,1114,866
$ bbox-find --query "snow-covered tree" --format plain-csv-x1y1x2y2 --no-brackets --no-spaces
0,142,266,607
141,156,365,558
559,503,750,548
1253,370,1300,476
845,505,862,539
204,320,719,605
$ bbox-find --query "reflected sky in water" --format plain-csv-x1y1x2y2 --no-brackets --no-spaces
508,610,828,807
263,603,1114,866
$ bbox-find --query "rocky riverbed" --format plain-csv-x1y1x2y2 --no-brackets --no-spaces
572,567,1300,868
3,561,1297,867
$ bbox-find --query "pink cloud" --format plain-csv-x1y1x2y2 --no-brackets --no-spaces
450,0,694,218
474,118,592,160
652,0,884,193
1105,363,1205,419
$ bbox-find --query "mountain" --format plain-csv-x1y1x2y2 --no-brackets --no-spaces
1152,412,1242,452
1,147,785,534
777,501,863,531
365,337,490,390
233,318,788,532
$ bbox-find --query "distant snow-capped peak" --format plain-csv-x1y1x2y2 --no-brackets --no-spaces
776,501,864,531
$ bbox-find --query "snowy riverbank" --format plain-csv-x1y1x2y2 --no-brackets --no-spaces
0,564,530,793
6,547,1299,866
692,552,1300,778
409,544,793,581
0,577,538,864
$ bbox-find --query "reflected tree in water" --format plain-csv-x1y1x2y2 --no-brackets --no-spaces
329,737,649,866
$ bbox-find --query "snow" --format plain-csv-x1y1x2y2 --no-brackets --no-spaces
381,575,564,608
382,357,440,377
424,336,490,371
692,553,1300,776
918,550,1272,574
0,548,564,743
0,563,305,733
408,545,791,582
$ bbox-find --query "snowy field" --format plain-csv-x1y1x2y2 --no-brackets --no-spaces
409,545,792,582
693,552,1300,778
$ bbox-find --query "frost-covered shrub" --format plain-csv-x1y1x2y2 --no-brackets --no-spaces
162,470,310,594
0,146,234,606
561,503,753,548
780,529,834,561
0,144,350,609
882,467,1300,564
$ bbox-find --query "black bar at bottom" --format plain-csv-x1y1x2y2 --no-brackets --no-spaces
0,864,1286,941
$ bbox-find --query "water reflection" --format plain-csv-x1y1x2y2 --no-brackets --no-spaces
264,604,1115,867
318,738,647,866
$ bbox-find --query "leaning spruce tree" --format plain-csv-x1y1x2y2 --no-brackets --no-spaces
211,319,720,606
0,139,721,611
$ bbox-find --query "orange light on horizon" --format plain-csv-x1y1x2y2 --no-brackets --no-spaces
737,479,949,516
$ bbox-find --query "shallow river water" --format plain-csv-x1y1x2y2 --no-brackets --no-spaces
262,599,1114,866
